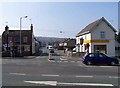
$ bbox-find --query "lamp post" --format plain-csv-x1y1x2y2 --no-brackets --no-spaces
20,16,28,56
5,25,9,53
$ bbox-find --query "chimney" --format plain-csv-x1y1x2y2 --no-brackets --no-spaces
30,24,33,32
5,25,9,31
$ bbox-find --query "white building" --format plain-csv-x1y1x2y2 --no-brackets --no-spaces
76,17,117,57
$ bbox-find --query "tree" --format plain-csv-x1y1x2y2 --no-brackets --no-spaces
117,32,120,43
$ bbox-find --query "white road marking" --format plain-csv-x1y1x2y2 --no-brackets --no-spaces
57,61,62,62
85,66,116,68
48,60,55,62
24,81,57,86
24,81,114,86
41,74,59,77
77,61,81,63
9,73,26,76
99,66,114,67
60,58,67,60
58,82,114,86
75,75,93,78
63,61,68,62
71,61,75,63
109,76,120,79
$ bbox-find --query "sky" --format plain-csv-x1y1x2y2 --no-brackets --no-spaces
0,1,119,38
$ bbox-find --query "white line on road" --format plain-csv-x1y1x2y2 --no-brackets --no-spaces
60,58,67,60
85,66,115,67
41,74,59,77
75,75,93,78
63,61,68,62
58,82,114,86
109,76,120,79
9,73,26,76
24,81,57,86
57,61,62,62
24,81,114,86
71,61,75,63
48,60,55,62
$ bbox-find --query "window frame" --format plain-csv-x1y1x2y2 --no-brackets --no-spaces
100,31,106,39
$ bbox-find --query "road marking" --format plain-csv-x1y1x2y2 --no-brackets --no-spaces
41,74,59,77
58,82,114,86
57,61,62,62
75,75,93,78
24,81,57,86
85,66,115,68
71,61,75,63
77,61,81,63
109,76,120,79
9,73,26,76
63,61,68,62
24,81,114,86
60,58,67,60
99,66,114,67
48,60,55,62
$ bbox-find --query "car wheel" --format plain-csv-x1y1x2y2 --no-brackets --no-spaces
86,61,92,65
110,61,116,66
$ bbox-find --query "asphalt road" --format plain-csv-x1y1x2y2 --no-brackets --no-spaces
1,48,120,87
1,56,119,87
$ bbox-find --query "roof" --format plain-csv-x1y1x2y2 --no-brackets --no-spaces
76,17,116,36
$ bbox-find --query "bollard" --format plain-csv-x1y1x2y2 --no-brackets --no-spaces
48,53,52,60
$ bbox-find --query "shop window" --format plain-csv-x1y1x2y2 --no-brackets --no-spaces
94,45,107,54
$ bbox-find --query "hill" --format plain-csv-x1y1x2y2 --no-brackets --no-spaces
36,36,67,46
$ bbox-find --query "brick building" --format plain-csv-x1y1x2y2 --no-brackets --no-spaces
2,24,39,57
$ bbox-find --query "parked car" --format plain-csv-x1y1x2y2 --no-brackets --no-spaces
49,49,54,53
82,53,119,65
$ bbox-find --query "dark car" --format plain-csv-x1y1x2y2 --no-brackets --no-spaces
82,53,119,65
49,49,54,53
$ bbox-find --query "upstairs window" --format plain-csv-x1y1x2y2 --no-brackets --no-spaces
23,36,28,43
100,31,106,39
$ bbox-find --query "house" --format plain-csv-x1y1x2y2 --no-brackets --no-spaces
63,38,76,51
57,38,76,50
76,17,116,57
2,24,40,57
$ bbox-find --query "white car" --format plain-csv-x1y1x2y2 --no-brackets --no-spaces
47,45,53,50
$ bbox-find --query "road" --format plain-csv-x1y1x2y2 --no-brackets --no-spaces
1,48,120,87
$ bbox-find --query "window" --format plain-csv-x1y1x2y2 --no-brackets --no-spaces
99,53,106,58
23,36,28,43
100,31,106,39
8,37,12,42
14,36,20,43
89,54,95,57
85,35,87,40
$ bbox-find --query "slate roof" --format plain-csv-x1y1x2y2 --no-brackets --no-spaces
76,17,116,36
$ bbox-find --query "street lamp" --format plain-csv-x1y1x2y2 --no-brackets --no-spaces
5,25,9,53
20,16,28,56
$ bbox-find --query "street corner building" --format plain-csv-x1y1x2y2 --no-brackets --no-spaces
2,24,40,57
76,17,119,57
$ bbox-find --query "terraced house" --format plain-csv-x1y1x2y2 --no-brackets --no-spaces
76,17,117,57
